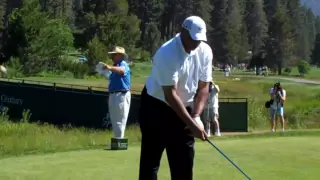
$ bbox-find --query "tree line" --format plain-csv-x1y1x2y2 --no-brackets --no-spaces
0,0,319,77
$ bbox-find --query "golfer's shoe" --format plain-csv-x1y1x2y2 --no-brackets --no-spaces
215,132,221,137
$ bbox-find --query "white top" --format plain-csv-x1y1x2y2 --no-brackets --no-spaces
146,33,213,107
269,87,286,109
206,84,219,109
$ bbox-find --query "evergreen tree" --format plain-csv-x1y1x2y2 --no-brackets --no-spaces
265,0,293,74
315,16,320,34
210,0,228,63
306,8,316,52
311,33,320,65
225,0,243,64
245,0,268,56
0,0,5,32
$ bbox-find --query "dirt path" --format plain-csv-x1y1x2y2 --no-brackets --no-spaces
231,75,320,85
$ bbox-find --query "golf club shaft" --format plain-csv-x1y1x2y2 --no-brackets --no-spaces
206,139,251,180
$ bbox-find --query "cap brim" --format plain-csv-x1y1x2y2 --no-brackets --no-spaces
191,32,207,41
108,52,128,57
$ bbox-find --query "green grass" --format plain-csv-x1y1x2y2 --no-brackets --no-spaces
287,66,320,80
1,120,320,179
0,135,319,180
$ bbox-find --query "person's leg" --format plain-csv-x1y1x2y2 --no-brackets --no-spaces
201,108,211,136
108,94,120,138
139,131,164,180
117,92,131,138
109,93,127,138
165,107,195,180
270,108,276,132
213,108,221,136
279,107,285,132
138,87,165,180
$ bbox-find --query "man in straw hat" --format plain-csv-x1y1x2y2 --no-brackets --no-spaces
138,16,211,180
101,46,131,150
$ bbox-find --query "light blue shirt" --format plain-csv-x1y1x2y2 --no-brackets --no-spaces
108,60,130,91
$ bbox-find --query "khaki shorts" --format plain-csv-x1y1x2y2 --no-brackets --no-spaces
201,108,219,122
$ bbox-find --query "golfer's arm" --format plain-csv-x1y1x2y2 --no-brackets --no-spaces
192,81,210,117
163,86,195,127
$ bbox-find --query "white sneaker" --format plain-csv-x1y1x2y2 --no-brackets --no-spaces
281,129,285,132
207,133,211,138
215,132,221,137
271,129,275,133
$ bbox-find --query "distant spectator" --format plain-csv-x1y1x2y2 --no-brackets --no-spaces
269,82,286,132
201,81,221,137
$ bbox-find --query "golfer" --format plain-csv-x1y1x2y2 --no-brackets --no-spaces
102,46,131,139
201,82,221,137
138,16,212,180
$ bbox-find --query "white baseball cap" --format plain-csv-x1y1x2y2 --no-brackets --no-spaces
182,16,207,41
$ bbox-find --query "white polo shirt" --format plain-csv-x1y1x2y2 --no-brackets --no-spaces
146,33,213,107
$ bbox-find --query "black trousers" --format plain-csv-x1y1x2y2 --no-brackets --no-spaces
138,86,195,180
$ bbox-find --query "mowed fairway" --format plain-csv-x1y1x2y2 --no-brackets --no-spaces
0,136,319,180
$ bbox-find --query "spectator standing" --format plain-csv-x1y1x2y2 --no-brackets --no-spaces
269,82,286,132
201,81,221,137
102,46,131,149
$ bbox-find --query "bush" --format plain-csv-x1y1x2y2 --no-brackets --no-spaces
61,71,74,78
6,57,24,78
297,60,310,76
86,35,107,74
283,67,292,75
140,50,151,62
73,63,89,79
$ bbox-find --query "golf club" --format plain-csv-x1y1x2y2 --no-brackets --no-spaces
206,139,251,180
205,89,251,180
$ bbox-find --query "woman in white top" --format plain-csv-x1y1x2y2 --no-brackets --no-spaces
269,82,286,132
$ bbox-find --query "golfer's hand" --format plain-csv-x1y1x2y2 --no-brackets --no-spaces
188,121,207,141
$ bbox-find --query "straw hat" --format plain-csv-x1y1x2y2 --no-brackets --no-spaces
108,46,126,56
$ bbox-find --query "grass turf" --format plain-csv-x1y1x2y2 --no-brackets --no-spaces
0,135,319,180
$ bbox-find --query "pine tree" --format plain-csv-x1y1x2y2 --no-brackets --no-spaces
306,8,316,53
225,0,243,64
210,0,228,63
245,0,268,56
0,0,6,32
315,16,320,34
297,6,311,60
265,0,293,74
311,33,320,65
128,0,164,44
